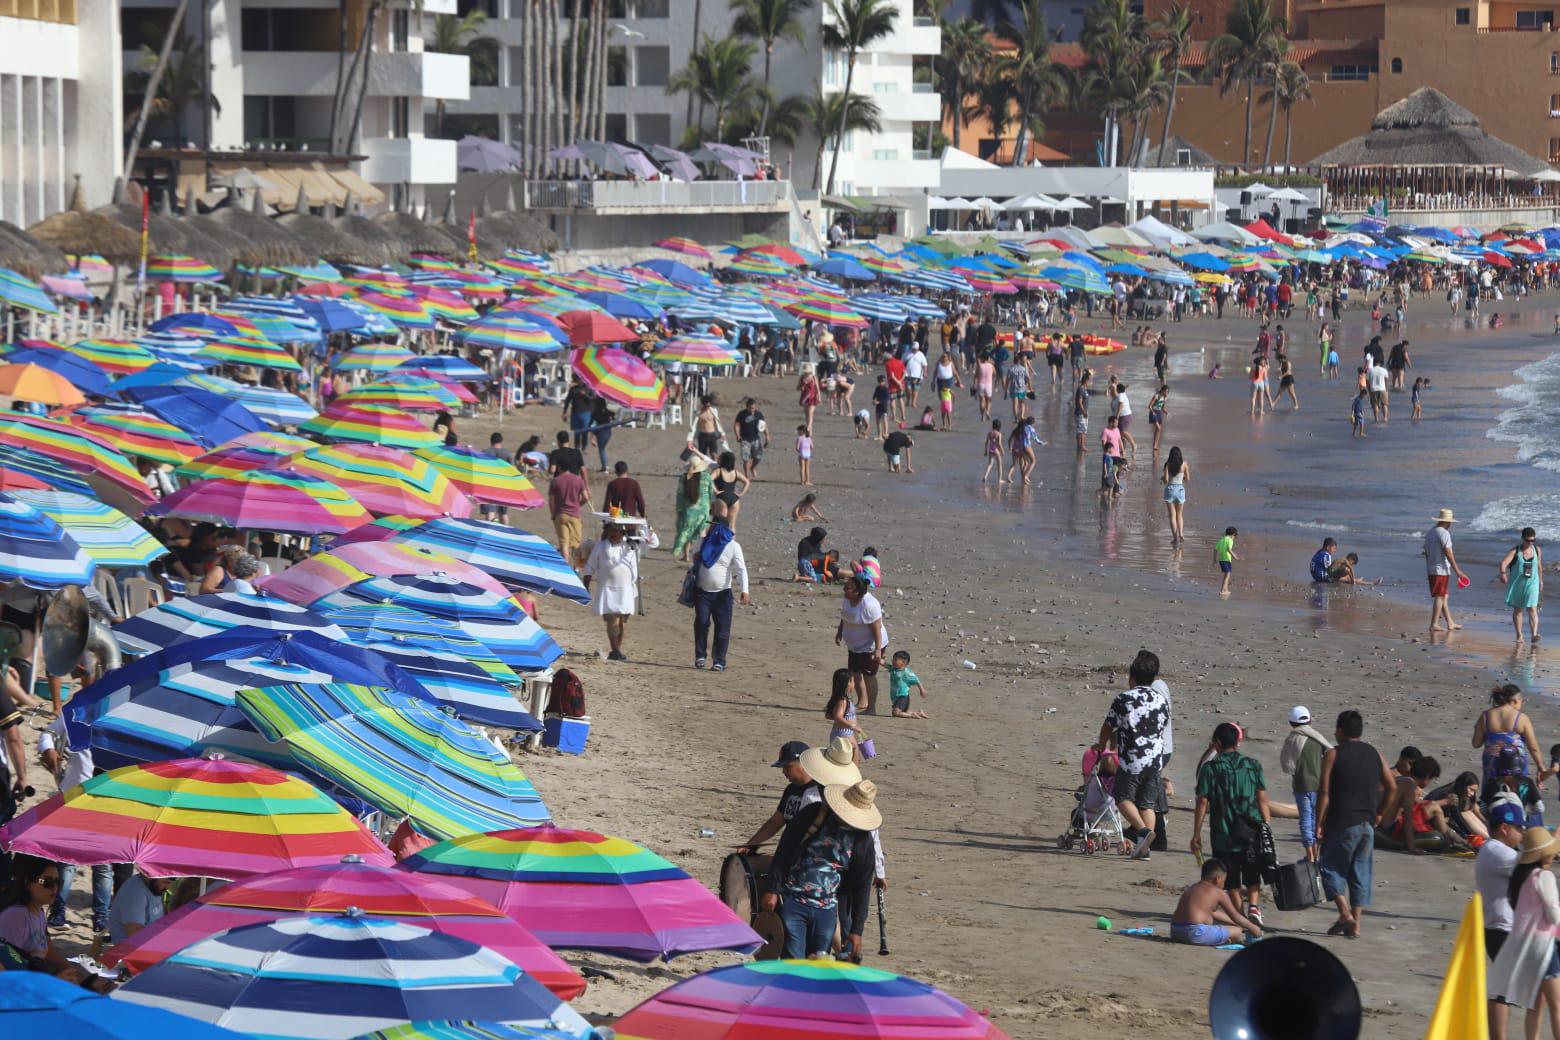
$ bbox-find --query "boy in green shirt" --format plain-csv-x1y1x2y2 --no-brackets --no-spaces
1215,526,1239,596
888,651,929,718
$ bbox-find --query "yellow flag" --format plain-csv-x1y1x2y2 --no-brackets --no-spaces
1425,896,1489,1040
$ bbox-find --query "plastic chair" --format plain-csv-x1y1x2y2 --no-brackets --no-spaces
665,402,683,427
92,570,125,619
642,409,667,430
121,577,167,616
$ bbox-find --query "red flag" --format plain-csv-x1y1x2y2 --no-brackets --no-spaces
136,188,151,292
467,210,477,263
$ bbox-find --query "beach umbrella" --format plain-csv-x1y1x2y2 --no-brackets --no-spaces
410,446,543,510
146,254,223,282
845,295,912,322
782,297,869,328
66,337,159,375
405,284,479,324
8,489,167,569
0,757,392,878
393,355,489,382
0,444,97,498
112,592,350,656
635,257,714,287
458,316,563,355
255,543,510,605
70,404,205,465
150,468,374,534
0,361,86,406
290,444,472,519
556,309,640,345
111,914,592,1039
302,403,442,449
313,573,563,673
100,862,585,1000
120,384,270,447
2,342,113,397
178,374,318,426
652,237,712,260
569,346,666,412
333,516,588,602
649,335,742,366
341,636,538,732
0,972,250,1040
0,492,97,588
576,290,662,321
708,294,779,325
196,336,304,372
0,267,59,312
398,826,761,962
178,431,315,480
136,331,209,357
610,959,1010,1039
236,682,551,837
337,380,460,413
333,341,418,372
355,1023,584,1040
355,290,437,331
813,256,875,281
151,313,242,337
106,362,201,395
0,412,152,508
296,297,372,333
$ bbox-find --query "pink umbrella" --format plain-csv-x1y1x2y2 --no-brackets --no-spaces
256,541,514,604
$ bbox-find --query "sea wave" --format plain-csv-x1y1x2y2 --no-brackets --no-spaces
1488,352,1560,472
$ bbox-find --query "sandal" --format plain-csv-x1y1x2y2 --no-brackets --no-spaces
1325,921,1348,937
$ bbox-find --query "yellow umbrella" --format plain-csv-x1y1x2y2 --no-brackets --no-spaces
1194,273,1232,286
0,362,87,406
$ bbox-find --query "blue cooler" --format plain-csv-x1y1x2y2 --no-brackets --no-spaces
543,714,590,755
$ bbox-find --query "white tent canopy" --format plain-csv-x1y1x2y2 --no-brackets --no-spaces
1002,192,1060,211
939,147,1000,171
1266,187,1309,202
968,197,1001,211
1052,197,1091,211
1090,225,1153,248
1190,220,1261,245
1243,182,1275,196
1127,215,1195,247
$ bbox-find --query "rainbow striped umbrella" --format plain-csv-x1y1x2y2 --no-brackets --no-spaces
406,285,479,324
357,1024,584,1040
650,336,742,366
291,444,472,519
197,336,304,371
70,404,205,466
0,412,153,509
457,317,562,355
355,291,437,331
332,342,418,372
0,267,59,313
146,254,224,282
8,489,166,568
727,252,790,277
151,468,374,534
410,254,461,272
0,492,97,588
961,270,1019,294
412,446,543,510
344,267,409,290
277,260,343,282
389,371,479,405
257,541,514,604
0,757,392,879
236,682,551,838
569,346,666,411
782,296,869,328
67,254,116,279
337,380,459,413
611,960,1012,1039
484,256,548,278
398,826,761,962
0,444,97,498
427,270,509,302
66,337,159,375
99,861,585,1000
653,237,712,259
178,432,316,480
302,404,442,449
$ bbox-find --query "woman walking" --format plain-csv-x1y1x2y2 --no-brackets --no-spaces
1487,827,1560,1040
1148,385,1169,454
798,369,821,432
1474,683,1543,790
1161,446,1189,546
671,455,712,562
1501,528,1544,643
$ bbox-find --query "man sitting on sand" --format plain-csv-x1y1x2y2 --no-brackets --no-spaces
1171,859,1263,946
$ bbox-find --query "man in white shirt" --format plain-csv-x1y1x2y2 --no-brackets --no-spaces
692,526,749,672
1425,508,1468,632
1479,801,1527,1040
903,345,927,409
1367,361,1391,421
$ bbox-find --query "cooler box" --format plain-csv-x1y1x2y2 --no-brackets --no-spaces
1271,859,1324,911
543,714,590,755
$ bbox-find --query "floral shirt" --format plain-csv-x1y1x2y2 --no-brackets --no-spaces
1105,684,1170,775
777,817,858,909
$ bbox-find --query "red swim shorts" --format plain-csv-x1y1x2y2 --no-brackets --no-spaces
1428,574,1450,597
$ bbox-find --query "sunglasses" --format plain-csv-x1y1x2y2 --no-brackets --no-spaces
33,876,59,889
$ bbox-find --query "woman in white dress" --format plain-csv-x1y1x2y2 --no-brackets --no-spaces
582,523,638,662
1488,826,1560,1040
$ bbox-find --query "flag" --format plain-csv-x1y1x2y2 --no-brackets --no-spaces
137,187,150,294
1367,198,1389,219
1425,896,1488,1040
467,209,478,263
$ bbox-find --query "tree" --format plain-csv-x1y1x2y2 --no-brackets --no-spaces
128,26,216,147
934,17,991,150
822,0,897,194
670,36,763,138
1273,60,1313,171
807,88,881,188
731,0,813,135
1206,0,1286,166
428,11,499,137
1151,0,1193,165
993,0,1066,165
123,0,191,183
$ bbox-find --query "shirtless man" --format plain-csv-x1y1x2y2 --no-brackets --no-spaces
1377,755,1469,852
1171,859,1264,946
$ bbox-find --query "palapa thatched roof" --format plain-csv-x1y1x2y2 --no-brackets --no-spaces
374,208,460,256
1311,87,1554,175
475,211,560,255
276,189,363,264
331,210,405,267
204,191,311,266
0,221,67,279
27,177,142,262
95,195,235,270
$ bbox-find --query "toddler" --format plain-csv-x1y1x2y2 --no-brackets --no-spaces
795,424,813,486
887,650,929,719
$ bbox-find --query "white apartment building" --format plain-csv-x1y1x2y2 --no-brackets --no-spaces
0,0,123,227
120,0,469,207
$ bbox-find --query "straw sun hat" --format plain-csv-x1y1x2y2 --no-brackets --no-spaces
799,737,862,787
825,780,883,831
1432,508,1458,523
1519,826,1560,864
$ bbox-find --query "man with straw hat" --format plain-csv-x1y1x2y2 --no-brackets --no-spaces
737,738,861,856
1425,507,1469,633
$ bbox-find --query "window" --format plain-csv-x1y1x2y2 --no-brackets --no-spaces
243,96,298,142
604,113,628,142
239,7,338,51
872,148,897,160
122,8,175,51
470,40,499,86
1517,9,1555,27
606,46,628,86
1390,57,1402,73
1176,148,1192,165
635,113,671,146
1328,63,1376,81
392,97,410,138
1455,6,1470,23
1551,136,1560,162
508,47,525,86
636,0,670,16
634,45,669,86
392,8,410,51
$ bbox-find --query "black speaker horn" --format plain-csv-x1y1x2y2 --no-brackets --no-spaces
1209,937,1361,1040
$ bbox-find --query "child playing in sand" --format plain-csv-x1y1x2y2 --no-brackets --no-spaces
790,492,827,523
887,650,929,719
981,420,1006,484
1327,347,1340,380
1216,527,1238,596
824,667,865,760
1171,859,1263,946
853,548,882,589
853,408,870,438
915,406,936,430
795,425,813,486
1411,377,1426,420
1350,388,1368,438
1207,363,1222,380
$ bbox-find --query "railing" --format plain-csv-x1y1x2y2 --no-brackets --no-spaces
911,149,933,160
246,136,333,153
912,15,935,25
1476,24,1555,31
1330,194,1558,211
522,179,788,209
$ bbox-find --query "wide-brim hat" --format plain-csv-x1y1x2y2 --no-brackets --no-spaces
685,455,710,474
1432,508,1457,523
799,737,862,787
1520,826,1560,864
825,779,882,831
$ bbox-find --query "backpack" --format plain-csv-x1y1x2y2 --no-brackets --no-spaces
547,668,586,718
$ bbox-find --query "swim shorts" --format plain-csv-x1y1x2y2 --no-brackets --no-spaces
892,695,911,712
1074,415,1087,434
1219,561,1233,574
1171,923,1233,947
1164,484,1185,504
739,439,763,463
1428,574,1450,597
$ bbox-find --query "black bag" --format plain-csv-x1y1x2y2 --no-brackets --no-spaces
1271,858,1325,911
677,564,699,608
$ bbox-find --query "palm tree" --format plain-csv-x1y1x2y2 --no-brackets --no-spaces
129,27,215,146
1080,0,1145,165
935,17,991,151
822,0,897,194
670,36,762,138
1273,61,1313,171
1122,51,1169,165
994,0,1065,165
123,0,191,181
1259,37,1290,168
731,0,813,135
1206,0,1285,166
428,11,499,137
807,88,881,188
1151,0,1193,165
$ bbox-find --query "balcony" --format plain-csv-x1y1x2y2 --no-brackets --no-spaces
864,20,940,55
833,156,939,190
521,179,790,212
243,51,469,101
361,136,458,186
872,89,942,122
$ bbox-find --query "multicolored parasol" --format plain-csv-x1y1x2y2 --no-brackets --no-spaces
65,337,159,375
457,317,562,354
323,602,520,685
406,284,479,324
178,373,318,426
111,591,349,656
0,362,86,406
145,254,224,282
69,405,205,465
727,252,790,277
611,959,1012,1039
196,336,304,371
177,432,316,480
302,404,442,450
356,1023,586,1040
99,861,585,999
782,297,869,328
257,541,514,604
8,489,167,569
412,446,543,510
0,268,60,312
0,412,153,509
290,444,471,519
336,379,460,412
569,346,666,411
332,342,418,372
653,237,713,260
0,492,97,588
397,826,761,962
354,290,437,331
0,757,391,878
150,468,374,534
333,516,587,602
649,336,742,366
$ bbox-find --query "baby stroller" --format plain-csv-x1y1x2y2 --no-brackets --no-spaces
1057,748,1129,854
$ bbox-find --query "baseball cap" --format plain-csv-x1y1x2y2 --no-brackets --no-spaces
1490,801,1527,830
1289,706,1312,725
771,740,810,768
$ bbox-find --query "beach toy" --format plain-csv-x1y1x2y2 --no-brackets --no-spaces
1121,927,1154,936
1096,916,1112,931
1458,574,1472,588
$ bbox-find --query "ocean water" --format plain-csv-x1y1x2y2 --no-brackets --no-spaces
1477,352,1560,539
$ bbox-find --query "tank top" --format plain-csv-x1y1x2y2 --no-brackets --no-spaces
1165,467,1185,487
1482,708,1530,782
1324,740,1381,830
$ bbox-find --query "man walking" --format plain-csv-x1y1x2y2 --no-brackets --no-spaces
1073,369,1092,452
691,519,749,672
1096,650,1171,860
1425,508,1469,632
1191,722,1273,927
603,461,647,520
547,464,590,565
733,398,768,479
1479,801,1527,1040
1280,705,1332,863
1315,709,1394,939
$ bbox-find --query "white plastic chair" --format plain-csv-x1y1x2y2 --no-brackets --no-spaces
121,577,166,616
92,570,125,619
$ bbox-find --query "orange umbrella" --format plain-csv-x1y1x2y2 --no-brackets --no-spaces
0,362,87,406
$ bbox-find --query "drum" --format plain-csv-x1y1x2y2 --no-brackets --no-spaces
720,852,785,960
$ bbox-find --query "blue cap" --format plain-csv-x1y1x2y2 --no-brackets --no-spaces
1490,801,1528,829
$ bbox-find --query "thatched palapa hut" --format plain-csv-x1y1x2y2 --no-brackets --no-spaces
0,221,68,279
332,203,405,267
95,190,237,271
27,176,141,263
276,188,364,265
204,189,310,267
375,202,462,257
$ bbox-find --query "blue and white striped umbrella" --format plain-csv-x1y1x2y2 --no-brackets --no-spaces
374,518,588,603
226,296,322,329
323,602,525,680
8,489,168,569
666,301,720,322
311,575,563,673
135,331,207,357
112,591,349,656
338,300,401,337
348,638,539,732
0,492,96,589
392,355,489,382
709,295,777,325
112,914,592,1040
847,295,912,322
179,373,319,425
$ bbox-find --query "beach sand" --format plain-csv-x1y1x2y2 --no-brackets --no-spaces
30,288,1560,1038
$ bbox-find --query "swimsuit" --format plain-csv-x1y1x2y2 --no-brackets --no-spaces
712,472,741,508
1171,922,1231,947
1482,709,1530,782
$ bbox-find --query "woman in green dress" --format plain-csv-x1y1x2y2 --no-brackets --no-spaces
672,455,713,561
1500,527,1544,643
